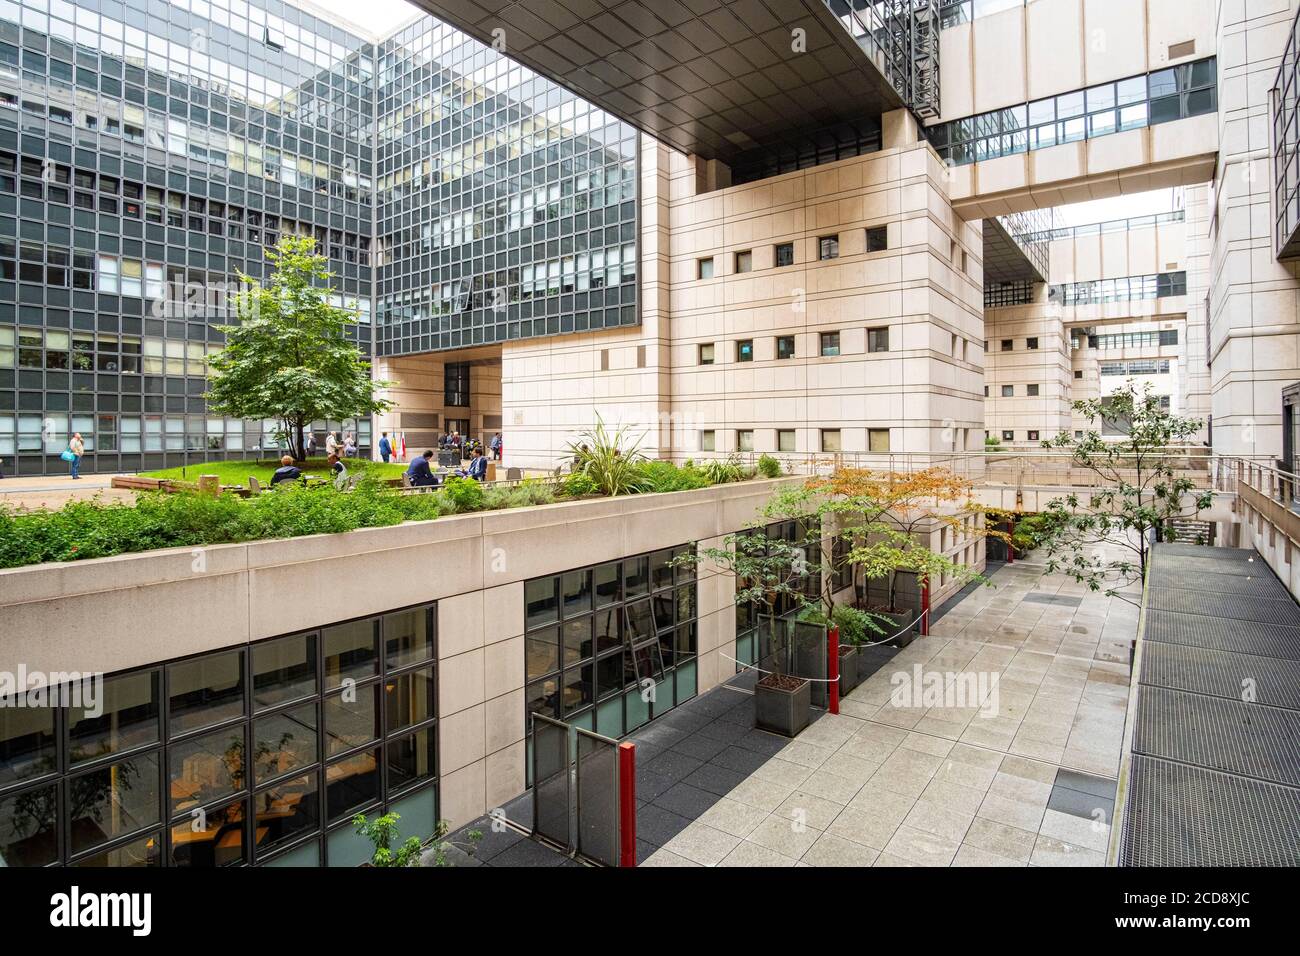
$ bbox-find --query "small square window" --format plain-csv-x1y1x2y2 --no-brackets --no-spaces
1027,430,1040,441
820,332,840,357
700,430,716,452
1001,339,1013,351
775,242,794,267
867,327,889,353
868,428,890,453
1002,430,1014,441
778,429,796,452
737,429,753,452
1027,384,1040,397
697,257,714,280
1074,430,1083,439
1001,385,1014,397
1074,369,1084,379
818,235,839,260
821,429,842,453
776,335,796,360
735,250,752,274
866,226,888,252
699,343,715,365
736,339,754,362
1026,337,1039,349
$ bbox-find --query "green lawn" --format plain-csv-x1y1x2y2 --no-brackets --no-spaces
140,458,410,486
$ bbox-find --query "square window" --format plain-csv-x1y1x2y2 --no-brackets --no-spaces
700,430,715,452
1027,384,1040,397
1001,339,1013,351
737,429,753,452
778,430,796,452
866,226,888,252
821,429,841,452
774,242,794,267
1001,385,1014,397
776,335,795,360
868,428,890,453
867,327,890,353
1002,430,1014,441
697,257,714,280
818,235,839,260
1026,337,1039,349
1028,430,1041,441
736,339,753,362
735,250,752,273
1074,369,1083,379
698,343,715,365
820,332,840,356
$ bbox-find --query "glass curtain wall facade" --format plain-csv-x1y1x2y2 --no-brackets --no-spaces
0,0,375,476
0,602,438,867
373,17,639,356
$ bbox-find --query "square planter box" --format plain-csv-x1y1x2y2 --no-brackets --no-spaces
838,644,861,695
873,608,918,648
754,676,811,737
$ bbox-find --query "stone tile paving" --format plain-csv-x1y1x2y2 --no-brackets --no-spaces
642,556,1136,867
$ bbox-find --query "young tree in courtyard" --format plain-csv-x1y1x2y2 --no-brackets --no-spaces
1036,381,1212,603
206,236,392,460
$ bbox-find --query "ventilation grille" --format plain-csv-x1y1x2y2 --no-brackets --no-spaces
1168,40,1196,59
402,413,439,429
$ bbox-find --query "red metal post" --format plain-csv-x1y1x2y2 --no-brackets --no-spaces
920,579,930,636
618,742,637,867
827,625,840,715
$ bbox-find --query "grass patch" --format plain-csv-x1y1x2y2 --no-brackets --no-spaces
141,458,410,486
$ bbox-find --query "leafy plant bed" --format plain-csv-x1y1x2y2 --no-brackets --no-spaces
754,673,811,737
863,606,917,648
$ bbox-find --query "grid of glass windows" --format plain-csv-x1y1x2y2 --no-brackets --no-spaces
373,17,639,355
1018,210,1185,245
0,0,374,475
984,281,1036,308
734,519,821,670
1050,272,1186,306
1094,330,1179,350
1101,359,1171,376
0,603,438,867
523,546,698,742
927,58,1217,166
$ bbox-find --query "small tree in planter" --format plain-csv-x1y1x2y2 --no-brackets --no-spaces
678,527,822,737
352,812,482,867
767,468,1003,647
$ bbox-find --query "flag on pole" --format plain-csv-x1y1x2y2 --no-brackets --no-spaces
398,432,407,461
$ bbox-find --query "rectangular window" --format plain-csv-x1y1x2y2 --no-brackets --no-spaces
737,430,753,452
867,327,890,353
735,250,752,274
868,429,890,453
444,362,470,407
820,332,840,357
821,429,841,452
1001,385,1014,397
736,339,754,362
1074,370,1083,379
1026,337,1039,349
1002,430,1014,441
776,336,795,360
698,343,715,365
1028,430,1041,441
700,430,715,452
1001,339,1013,351
774,242,794,267
1027,384,1040,397
818,236,839,261
866,226,888,252
697,257,714,280
778,430,796,452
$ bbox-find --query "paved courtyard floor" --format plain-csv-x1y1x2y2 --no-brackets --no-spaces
639,556,1137,867
0,474,136,511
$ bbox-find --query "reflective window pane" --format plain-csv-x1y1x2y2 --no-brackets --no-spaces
253,634,317,711
384,608,433,669
386,727,436,793
323,685,381,756
253,772,320,857
69,753,162,853
0,702,56,787
323,620,378,689
384,668,435,734
69,670,160,765
169,725,245,815
168,650,245,734
0,782,58,866
252,704,318,785
326,748,380,822
170,797,246,867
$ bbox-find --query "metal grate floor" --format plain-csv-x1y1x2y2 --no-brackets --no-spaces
1119,756,1300,866
1133,685,1300,787
1144,609,1300,660
1140,641,1300,709
1150,551,1266,578
1148,566,1292,599
1145,587,1300,626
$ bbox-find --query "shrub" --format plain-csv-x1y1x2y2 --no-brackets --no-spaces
831,604,884,646
634,460,711,494
440,476,485,513
566,415,647,496
757,454,782,479
559,471,599,498
702,454,744,485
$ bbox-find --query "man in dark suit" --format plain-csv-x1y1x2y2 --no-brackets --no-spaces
406,450,439,488
459,447,488,482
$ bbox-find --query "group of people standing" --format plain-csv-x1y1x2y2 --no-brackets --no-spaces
304,431,356,459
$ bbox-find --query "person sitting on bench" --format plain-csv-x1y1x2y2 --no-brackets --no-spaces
406,450,440,488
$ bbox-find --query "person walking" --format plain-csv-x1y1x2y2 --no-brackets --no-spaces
490,432,502,461
67,432,85,479
325,431,339,457
305,431,316,457
378,431,393,463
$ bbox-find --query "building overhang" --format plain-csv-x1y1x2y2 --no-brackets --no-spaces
407,0,907,162
982,218,1047,285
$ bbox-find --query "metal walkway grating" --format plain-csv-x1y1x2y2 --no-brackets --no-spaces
1145,587,1300,626
1143,610,1300,660
1118,756,1300,866
1119,544,1300,866
1140,641,1300,709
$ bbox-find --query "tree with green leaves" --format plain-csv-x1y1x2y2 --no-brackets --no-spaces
1037,381,1212,602
206,236,393,461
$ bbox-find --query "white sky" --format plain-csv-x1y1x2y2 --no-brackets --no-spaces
307,0,421,38
1054,187,1183,226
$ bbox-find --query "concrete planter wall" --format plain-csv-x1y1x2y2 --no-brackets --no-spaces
754,677,811,737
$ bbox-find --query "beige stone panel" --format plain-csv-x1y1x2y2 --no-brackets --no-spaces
975,153,1030,198
439,648,485,719
1151,114,1218,165
484,636,524,702
440,704,486,776
482,581,524,645
939,21,974,120
1085,128,1147,177
1127,227,1159,277
1027,0,1083,100
485,742,526,811
973,7,1027,114
437,590,485,659
1084,0,1149,85
485,688,525,755
1148,0,1216,65
439,760,486,830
